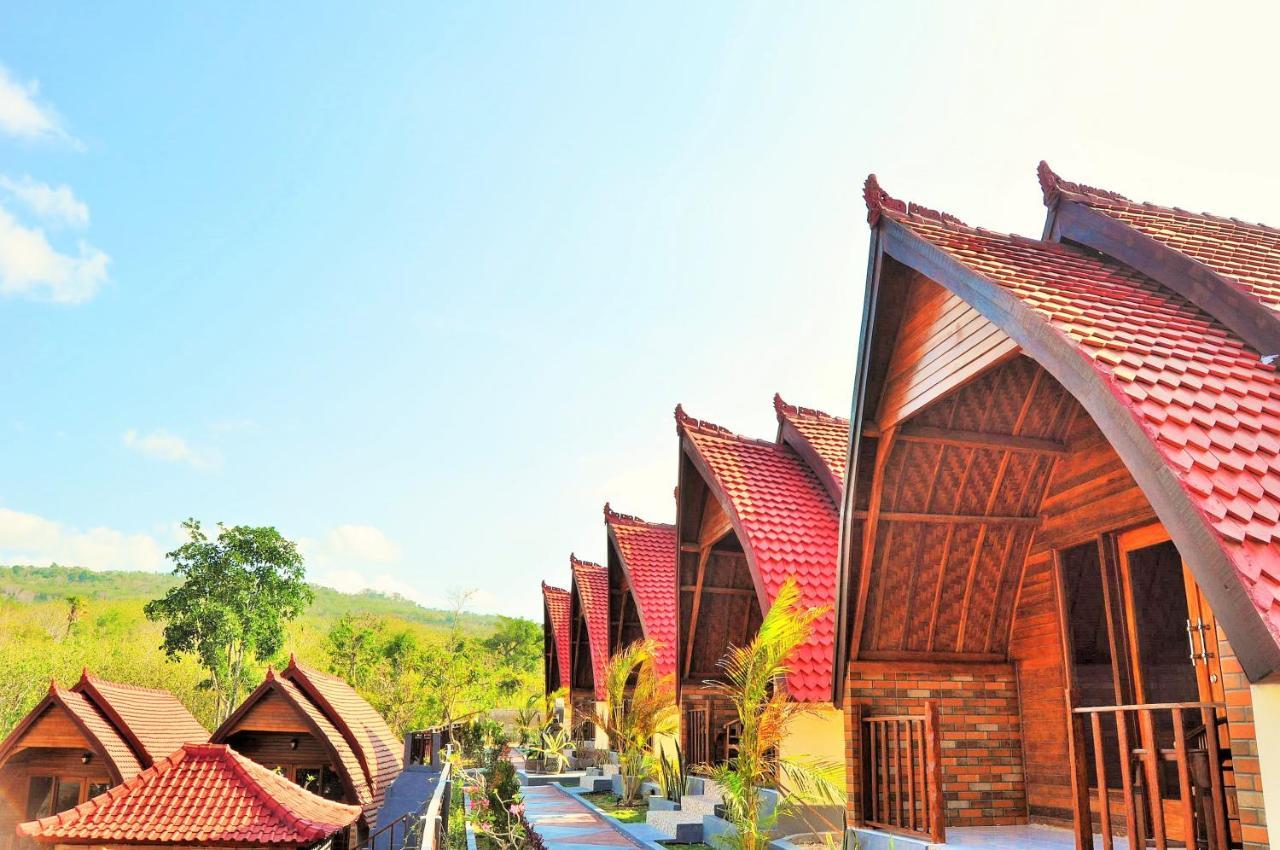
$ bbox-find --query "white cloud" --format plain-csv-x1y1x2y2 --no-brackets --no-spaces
122,428,222,470
0,175,89,228
0,507,171,571
0,205,108,303
302,524,403,566
0,66,66,143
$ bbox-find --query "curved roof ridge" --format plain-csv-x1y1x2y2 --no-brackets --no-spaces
864,174,966,228
674,404,781,450
1040,159,1280,236
773,393,848,426
603,502,674,529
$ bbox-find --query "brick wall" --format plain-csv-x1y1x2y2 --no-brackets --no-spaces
844,660,1027,828
1220,632,1270,850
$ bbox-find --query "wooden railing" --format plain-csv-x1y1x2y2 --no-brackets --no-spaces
853,701,945,844
1068,701,1230,850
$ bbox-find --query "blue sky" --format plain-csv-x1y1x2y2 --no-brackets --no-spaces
3,4,1280,617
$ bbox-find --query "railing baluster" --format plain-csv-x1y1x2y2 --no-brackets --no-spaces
896,716,906,829
906,719,917,833
1137,708,1167,850
1171,707,1195,850
1089,711,1112,850
1201,705,1228,850
1065,690,1091,850
1112,710,1139,850
879,722,889,827
868,717,878,825
924,701,945,845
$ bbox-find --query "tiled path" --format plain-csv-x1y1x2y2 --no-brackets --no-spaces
522,785,651,850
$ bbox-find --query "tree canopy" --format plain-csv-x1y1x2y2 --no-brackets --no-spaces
144,519,313,722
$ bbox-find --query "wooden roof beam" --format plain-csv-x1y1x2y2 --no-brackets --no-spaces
865,423,1068,455
851,510,1042,527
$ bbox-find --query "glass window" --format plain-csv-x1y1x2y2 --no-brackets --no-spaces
320,766,343,801
54,780,81,813
26,776,55,820
297,767,322,793
87,782,111,799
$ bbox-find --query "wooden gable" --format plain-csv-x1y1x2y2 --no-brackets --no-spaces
10,704,93,753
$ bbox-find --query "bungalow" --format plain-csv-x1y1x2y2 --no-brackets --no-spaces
568,556,610,748
603,503,678,680
210,657,402,840
541,582,573,697
17,743,361,850
0,672,207,850
835,167,1280,849
673,398,846,787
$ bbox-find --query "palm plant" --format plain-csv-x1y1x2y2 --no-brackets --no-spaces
705,578,843,850
592,638,679,805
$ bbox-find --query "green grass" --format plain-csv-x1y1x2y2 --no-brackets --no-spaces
579,791,648,824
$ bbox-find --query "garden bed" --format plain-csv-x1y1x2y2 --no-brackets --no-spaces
577,791,649,824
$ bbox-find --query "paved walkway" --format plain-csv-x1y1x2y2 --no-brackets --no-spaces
521,785,652,850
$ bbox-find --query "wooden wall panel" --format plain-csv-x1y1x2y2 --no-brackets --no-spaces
1008,551,1071,824
877,275,1016,428
17,707,91,751
228,690,311,735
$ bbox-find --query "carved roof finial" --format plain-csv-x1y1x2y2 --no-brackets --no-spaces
863,174,905,226
1037,160,1061,205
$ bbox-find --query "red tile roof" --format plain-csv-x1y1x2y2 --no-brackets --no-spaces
282,660,400,819
774,394,850,501
569,556,610,700
55,685,144,781
17,743,360,846
75,672,208,765
1039,162,1280,314
871,180,1280,644
675,405,839,702
603,505,678,678
541,583,573,691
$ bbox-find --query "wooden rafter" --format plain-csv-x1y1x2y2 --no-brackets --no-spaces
682,545,713,680
848,425,898,660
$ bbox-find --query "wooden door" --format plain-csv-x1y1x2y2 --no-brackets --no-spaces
1116,523,1231,844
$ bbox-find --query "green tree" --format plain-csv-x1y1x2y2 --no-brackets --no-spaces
64,595,84,639
144,519,313,723
483,616,540,672
326,614,383,685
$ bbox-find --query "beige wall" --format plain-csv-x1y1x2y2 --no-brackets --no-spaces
778,704,847,803
595,700,610,749
1252,682,1280,846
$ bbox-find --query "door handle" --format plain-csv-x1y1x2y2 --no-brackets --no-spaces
1195,618,1212,665
1187,618,1199,666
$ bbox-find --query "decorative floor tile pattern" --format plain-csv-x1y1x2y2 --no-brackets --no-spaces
522,785,651,850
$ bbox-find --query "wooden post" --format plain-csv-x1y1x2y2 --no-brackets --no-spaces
923,700,945,845
1089,712,1112,850
849,703,864,827
1065,692,1091,850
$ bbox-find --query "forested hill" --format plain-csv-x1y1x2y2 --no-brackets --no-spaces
0,564,502,632
0,564,537,736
